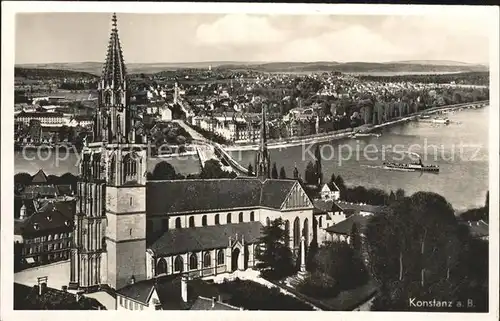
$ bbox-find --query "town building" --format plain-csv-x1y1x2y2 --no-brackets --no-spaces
15,111,68,126
115,274,240,310
14,282,105,310
14,198,75,267
19,169,74,200
460,220,489,241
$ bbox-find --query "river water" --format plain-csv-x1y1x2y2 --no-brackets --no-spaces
14,107,489,211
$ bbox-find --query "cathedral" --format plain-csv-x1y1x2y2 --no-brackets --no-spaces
69,13,318,292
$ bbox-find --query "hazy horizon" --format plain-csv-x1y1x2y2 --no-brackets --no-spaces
15,13,491,65
15,59,488,66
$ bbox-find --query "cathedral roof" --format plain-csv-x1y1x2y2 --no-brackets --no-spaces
148,221,263,256
146,178,301,216
101,13,126,88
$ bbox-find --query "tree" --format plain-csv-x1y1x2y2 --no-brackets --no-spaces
200,159,237,179
256,218,295,280
304,161,316,185
293,164,299,179
149,161,179,180
59,125,70,142
279,166,287,179
271,163,279,179
14,172,32,194
334,175,346,198
395,188,405,201
389,191,396,204
365,192,465,311
59,172,78,192
305,238,319,271
314,144,323,186
298,241,369,298
247,163,254,176
350,223,362,255
329,173,336,186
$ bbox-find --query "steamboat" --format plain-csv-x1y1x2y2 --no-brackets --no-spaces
383,152,439,173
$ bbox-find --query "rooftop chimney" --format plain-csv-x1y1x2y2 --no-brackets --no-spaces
211,297,216,308
181,275,188,303
130,275,135,285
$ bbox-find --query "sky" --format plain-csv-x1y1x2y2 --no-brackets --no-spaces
15,12,491,64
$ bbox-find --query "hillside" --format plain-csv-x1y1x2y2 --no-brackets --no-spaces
15,60,488,76
15,67,99,79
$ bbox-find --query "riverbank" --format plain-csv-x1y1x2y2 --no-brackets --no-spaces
223,100,489,152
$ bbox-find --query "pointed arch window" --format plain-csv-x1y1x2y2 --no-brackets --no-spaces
104,91,111,106
217,250,225,265
174,256,184,272
92,153,101,180
189,253,198,270
215,214,220,225
239,212,244,223
116,115,122,141
175,217,181,228
123,153,138,183
116,91,122,106
189,216,195,228
226,213,232,224
203,252,211,268
156,258,167,276
250,211,255,222
108,154,116,184
202,215,207,227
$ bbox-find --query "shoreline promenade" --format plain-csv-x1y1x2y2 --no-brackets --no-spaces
222,100,489,152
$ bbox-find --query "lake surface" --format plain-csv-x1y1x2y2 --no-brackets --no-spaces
14,107,489,211
230,107,489,212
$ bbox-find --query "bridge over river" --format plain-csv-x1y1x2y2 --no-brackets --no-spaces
174,119,253,176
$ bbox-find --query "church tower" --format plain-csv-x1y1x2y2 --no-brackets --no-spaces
70,13,148,291
255,105,270,179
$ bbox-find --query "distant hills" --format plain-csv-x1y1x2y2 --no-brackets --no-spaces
15,60,488,76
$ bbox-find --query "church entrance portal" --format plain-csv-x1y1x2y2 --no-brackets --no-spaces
231,248,240,272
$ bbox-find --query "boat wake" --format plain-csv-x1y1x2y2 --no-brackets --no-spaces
360,165,384,169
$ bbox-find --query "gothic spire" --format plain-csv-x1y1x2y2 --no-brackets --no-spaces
256,104,270,179
260,104,267,153
101,13,126,88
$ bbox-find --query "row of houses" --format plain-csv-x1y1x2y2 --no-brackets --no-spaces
15,110,93,128
14,170,76,269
